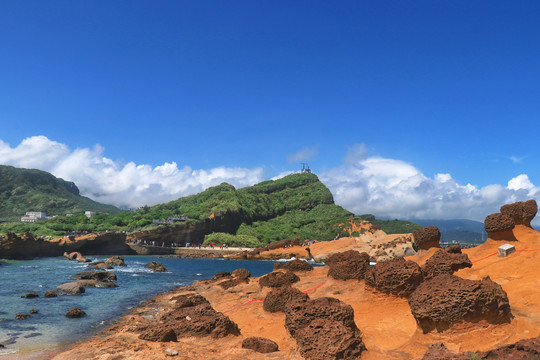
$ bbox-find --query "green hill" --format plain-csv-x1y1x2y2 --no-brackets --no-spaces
0,165,121,221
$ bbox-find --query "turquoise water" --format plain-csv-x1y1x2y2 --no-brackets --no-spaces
0,256,275,356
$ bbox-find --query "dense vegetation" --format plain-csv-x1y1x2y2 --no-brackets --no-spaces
0,170,421,244
0,165,121,221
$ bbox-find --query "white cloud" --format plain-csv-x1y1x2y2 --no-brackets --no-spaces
0,136,264,208
344,143,368,165
287,147,317,163
509,156,525,163
321,156,540,224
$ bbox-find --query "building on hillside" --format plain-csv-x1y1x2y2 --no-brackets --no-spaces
85,211,95,218
21,212,48,223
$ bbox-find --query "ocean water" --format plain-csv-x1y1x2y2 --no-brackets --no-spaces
0,256,275,356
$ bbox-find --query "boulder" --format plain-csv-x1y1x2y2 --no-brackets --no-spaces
484,213,516,241
212,272,231,280
420,249,472,280
259,271,300,288
263,286,309,313
232,268,251,280
44,290,57,298
93,262,113,270
139,327,177,342
56,282,86,295
144,261,167,272
285,297,366,360
242,337,279,353
273,259,313,272
66,252,83,261
172,294,210,309
30,309,38,314
500,199,538,227
105,256,127,267
21,292,39,299
408,274,511,333
65,308,86,318
326,250,370,281
445,245,462,254
76,271,117,282
364,257,424,297
412,226,441,251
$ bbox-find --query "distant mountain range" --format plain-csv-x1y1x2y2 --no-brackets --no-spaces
412,219,486,244
0,165,121,221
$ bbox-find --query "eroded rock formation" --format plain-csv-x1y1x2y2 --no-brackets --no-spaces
144,261,167,272
420,248,472,280
484,213,516,241
105,256,127,267
326,250,370,281
241,337,279,353
412,226,441,251
500,199,538,227
408,274,511,333
258,271,300,288
65,308,86,318
273,259,313,272
263,286,309,313
364,257,423,297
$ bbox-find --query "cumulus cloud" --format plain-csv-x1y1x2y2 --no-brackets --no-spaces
0,136,264,208
320,155,540,224
287,147,318,163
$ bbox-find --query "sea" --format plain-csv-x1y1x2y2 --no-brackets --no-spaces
0,256,276,358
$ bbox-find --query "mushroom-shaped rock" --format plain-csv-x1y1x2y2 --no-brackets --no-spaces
408,274,511,333
412,226,441,251
65,308,86,318
105,256,127,267
364,257,424,297
420,249,472,280
21,292,39,299
242,337,279,353
139,327,177,342
44,291,57,298
259,271,300,288
484,213,516,241
144,261,168,272
285,297,366,360
263,286,309,313
500,199,538,227
56,282,86,295
326,250,371,281
274,259,313,272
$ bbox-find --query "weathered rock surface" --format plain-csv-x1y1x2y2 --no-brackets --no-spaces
65,308,86,318
274,259,313,272
422,342,468,360
263,286,309,313
56,282,86,295
500,199,538,227
413,226,441,250
105,256,127,267
484,213,516,240
231,268,250,279
285,297,366,360
213,272,231,280
144,261,168,272
258,271,300,288
241,337,279,353
364,257,423,297
171,294,210,309
421,249,472,279
326,250,370,281
218,269,251,290
21,292,39,298
408,274,511,333
139,327,178,342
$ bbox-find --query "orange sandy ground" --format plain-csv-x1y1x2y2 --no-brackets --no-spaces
23,225,540,360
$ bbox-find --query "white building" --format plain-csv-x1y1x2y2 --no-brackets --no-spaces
21,212,48,223
85,211,95,218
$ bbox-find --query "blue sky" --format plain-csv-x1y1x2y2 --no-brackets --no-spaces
1,1,540,221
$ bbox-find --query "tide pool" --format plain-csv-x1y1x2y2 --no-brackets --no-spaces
0,256,275,356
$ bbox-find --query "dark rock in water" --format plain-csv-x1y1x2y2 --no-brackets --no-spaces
285,297,366,360
29,309,38,314
15,314,30,320
23,332,42,338
274,259,313,272
413,226,441,250
65,308,86,318
408,274,511,333
364,257,424,297
0,343,4,348
21,292,39,299
76,271,117,282
212,272,231,280
94,262,114,270
484,213,516,241
421,249,472,280
56,282,85,295
139,327,177,342
105,256,127,267
500,199,538,227
140,294,239,340
44,291,57,298
263,286,309,313
326,250,370,281
242,337,279,353
76,279,118,288
258,271,300,288
144,261,168,272
231,268,251,280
